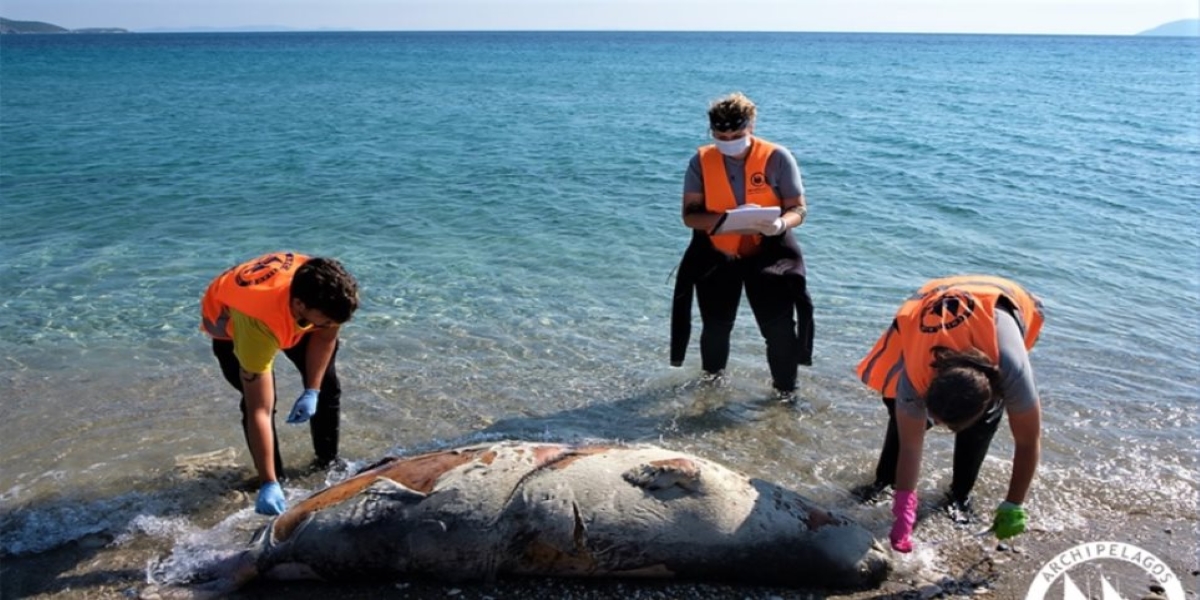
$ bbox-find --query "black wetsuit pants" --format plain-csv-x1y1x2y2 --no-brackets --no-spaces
873,397,1002,504
695,258,799,393
212,335,341,477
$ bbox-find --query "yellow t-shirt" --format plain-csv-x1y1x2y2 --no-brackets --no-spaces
230,308,310,373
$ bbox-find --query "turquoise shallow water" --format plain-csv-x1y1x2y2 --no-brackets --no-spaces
0,32,1197,559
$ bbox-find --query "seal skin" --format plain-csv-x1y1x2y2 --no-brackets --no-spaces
223,442,889,591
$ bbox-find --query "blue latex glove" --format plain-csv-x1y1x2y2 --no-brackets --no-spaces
286,388,319,423
255,481,287,515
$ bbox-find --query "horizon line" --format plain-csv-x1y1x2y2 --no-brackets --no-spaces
49,27,1195,37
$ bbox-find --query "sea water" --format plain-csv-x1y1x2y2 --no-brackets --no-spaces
1,31,1197,561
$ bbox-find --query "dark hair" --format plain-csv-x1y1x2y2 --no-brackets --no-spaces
925,347,1001,431
290,257,359,323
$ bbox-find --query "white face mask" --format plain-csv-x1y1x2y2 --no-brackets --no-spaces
714,135,751,157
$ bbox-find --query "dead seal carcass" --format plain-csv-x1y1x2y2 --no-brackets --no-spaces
216,441,889,590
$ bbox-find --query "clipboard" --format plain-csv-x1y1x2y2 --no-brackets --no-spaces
714,206,780,233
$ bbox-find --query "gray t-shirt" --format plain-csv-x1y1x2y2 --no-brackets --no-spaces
896,307,1039,421
683,140,804,203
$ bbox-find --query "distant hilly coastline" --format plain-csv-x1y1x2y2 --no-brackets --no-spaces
0,17,128,34
3,15,1198,36
138,25,302,33
0,17,303,34
1137,18,1200,36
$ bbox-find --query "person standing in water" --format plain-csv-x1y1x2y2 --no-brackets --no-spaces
670,92,814,401
854,275,1044,552
200,251,359,515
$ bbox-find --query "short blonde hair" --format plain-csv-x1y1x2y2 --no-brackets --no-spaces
708,92,757,132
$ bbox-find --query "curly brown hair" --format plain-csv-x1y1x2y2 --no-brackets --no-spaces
290,257,360,324
708,92,757,132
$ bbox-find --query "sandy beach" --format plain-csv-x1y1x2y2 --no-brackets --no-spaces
4,520,1195,599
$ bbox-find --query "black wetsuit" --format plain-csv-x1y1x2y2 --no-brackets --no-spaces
670,229,813,392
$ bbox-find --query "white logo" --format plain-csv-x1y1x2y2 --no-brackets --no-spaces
1026,541,1184,600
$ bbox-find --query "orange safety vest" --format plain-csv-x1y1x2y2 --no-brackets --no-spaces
700,138,782,257
200,251,311,349
855,275,1044,397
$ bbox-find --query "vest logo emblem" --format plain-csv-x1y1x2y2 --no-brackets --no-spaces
235,253,295,287
919,290,977,333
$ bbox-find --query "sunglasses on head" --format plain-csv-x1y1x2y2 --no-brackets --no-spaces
710,116,748,132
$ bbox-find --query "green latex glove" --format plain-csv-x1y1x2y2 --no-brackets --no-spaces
992,501,1027,539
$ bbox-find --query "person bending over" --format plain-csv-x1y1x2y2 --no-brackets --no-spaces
201,251,359,515
854,275,1044,552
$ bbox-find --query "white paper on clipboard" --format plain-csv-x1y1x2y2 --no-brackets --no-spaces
716,205,780,233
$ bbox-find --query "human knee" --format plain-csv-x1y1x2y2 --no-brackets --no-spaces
702,318,735,335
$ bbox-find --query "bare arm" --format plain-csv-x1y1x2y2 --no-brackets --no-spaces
994,308,1041,504
303,326,339,390
779,193,807,230
1005,400,1041,504
241,369,277,484
895,407,927,492
681,191,731,233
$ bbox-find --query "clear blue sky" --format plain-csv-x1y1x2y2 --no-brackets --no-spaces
2,0,1197,35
